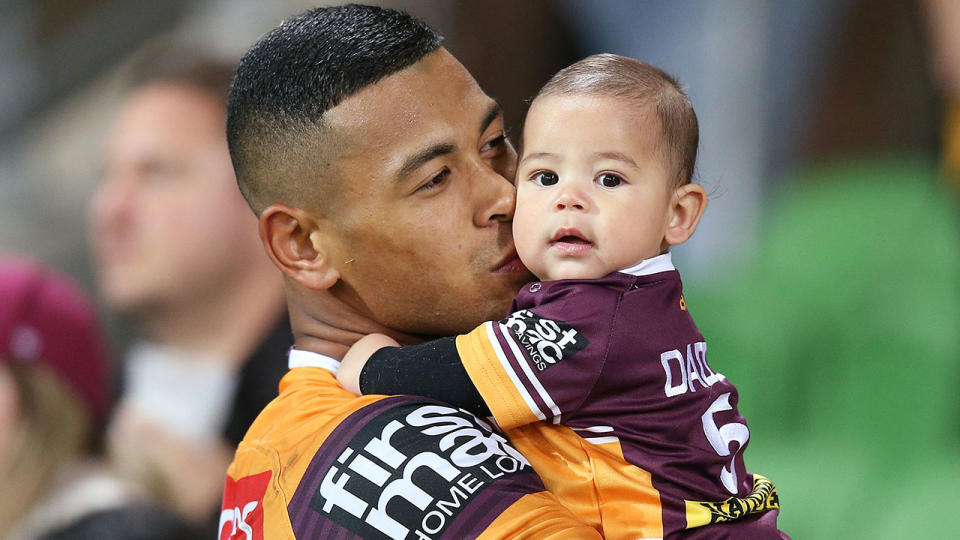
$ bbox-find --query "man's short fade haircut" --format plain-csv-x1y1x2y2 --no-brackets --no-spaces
227,3,443,214
536,53,699,186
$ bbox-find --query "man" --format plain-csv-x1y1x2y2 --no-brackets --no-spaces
220,5,600,539
88,48,291,523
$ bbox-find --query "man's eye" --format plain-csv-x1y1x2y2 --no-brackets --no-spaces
481,134,507,152
417,169,449,192
597,173,623,188
533,171,559,186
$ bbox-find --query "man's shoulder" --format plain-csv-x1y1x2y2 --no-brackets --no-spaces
221,371,390,539
236,367,374,450
223,389,578,539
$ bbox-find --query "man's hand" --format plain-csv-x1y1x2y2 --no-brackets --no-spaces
107,402,233,523
337,333,399,394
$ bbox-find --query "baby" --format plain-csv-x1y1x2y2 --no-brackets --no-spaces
338,54,787,539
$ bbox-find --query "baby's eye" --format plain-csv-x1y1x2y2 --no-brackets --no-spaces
533,171,559,186
597,173,623,188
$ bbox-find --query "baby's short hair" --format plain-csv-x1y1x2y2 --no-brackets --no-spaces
536,54,698,185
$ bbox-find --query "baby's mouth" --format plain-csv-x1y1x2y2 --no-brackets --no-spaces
554,235,591,244
550,228,594,255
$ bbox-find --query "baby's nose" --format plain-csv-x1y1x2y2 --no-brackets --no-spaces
555,191,586,211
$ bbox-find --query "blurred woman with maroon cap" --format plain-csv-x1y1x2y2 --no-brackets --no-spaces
0,257,117,537
0,258,200,539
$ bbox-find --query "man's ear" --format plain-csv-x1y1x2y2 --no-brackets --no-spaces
259,204,340,290
664,183,708,246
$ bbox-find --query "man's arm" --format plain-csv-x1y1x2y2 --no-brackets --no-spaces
337,333,491,416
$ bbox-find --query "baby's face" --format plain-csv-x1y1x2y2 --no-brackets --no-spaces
514,95,677,281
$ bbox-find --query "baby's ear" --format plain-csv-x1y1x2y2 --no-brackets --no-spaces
664,183,707,246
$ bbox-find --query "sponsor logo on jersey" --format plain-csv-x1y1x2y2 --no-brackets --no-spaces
219,470,271,540
311,403,535,540
686,474,780,528
501,309,589,371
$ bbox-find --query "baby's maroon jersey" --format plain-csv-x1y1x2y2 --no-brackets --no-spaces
456,263,786,539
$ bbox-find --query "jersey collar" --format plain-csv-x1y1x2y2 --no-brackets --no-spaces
617,252,675,277
288,348,341,373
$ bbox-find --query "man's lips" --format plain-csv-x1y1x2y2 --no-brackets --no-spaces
492,250,528,274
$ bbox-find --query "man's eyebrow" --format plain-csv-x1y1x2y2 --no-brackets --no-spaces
394,102,504,182
396,142,457,182
593,151,638,168
480,102,503,135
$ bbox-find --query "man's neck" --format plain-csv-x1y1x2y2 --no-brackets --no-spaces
287,281,421,361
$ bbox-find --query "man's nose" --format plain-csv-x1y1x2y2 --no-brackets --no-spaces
474,162,517,227
89,173,135,231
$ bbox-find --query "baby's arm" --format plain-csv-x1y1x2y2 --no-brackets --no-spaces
336,333,490,416
337,333,400,394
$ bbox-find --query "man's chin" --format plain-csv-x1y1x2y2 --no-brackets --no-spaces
493,267,534,294
479,277,531,320
99,279,157,315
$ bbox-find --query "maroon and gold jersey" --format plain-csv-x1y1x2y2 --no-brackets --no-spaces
220,352,602,540
456,254,785,539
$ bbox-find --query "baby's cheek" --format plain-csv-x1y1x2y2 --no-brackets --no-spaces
513,232,540,274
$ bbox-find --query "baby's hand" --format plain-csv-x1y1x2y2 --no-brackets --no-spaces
337,333,400,394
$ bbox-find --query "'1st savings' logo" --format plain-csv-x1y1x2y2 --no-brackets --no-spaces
501,310,589,371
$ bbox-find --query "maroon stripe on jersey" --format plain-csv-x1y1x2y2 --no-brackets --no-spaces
669,509,789,539
491,323,554,422
331,527,362,540
660,492,689,538
441,471,544,539
287,395,418,537
288,394,547,539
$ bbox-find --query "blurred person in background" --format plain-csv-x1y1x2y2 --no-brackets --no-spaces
927,0,960,191
0,257,119,537
0,258,203,540
86,45,290,526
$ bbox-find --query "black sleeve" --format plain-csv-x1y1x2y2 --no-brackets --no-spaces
358,336,491,417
